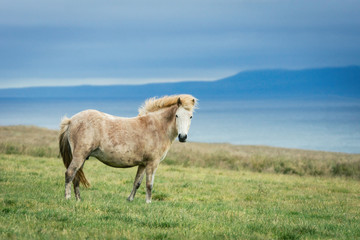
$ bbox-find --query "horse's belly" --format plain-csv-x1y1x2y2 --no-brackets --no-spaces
90,148,142,168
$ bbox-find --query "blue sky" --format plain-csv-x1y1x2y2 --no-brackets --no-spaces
1,0,360,88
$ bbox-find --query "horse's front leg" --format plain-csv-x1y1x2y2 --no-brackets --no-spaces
127,165,145,201
145,163,159,204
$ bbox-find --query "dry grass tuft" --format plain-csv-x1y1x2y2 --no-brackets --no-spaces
0,125,58,157
167,142,360,178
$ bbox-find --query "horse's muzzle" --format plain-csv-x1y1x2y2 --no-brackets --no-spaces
178,134,187,142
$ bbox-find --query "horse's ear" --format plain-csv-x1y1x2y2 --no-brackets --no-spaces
177,97,182,107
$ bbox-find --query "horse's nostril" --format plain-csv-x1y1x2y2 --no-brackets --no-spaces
178,134,187,142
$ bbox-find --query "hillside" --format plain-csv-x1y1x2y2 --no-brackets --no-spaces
1,125,359,178
0,66,359,99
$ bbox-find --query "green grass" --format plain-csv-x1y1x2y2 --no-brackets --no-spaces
1,154,360,239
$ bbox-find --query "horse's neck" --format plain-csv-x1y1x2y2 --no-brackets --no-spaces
152,105,178,142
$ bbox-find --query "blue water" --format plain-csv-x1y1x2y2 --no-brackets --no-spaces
0,98,359,153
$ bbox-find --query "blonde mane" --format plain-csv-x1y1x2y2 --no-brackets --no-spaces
138,94,198,116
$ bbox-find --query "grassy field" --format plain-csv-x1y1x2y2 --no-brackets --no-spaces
1,154,360,239
1,126,360,239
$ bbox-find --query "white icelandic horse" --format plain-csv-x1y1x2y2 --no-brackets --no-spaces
59,94,197,203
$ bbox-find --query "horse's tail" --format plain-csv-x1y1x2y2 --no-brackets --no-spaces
59,117,90,188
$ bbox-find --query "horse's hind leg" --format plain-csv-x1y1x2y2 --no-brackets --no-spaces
73,172,81,201
65,155,85,200
127,165,146,201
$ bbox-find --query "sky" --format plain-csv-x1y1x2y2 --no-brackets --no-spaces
1,0,360,88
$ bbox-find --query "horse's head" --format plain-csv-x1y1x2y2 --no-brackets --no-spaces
175,97,195,142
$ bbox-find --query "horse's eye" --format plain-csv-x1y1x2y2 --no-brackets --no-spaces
190,116,193,119
176,115,178,118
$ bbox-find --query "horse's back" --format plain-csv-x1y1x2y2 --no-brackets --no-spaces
68,109,137,143
71,109,114,121
66,110,112,150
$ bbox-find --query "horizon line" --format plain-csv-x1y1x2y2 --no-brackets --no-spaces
0,77,221,90
0,65,359,90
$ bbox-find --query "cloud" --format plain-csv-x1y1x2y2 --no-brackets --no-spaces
0,0,360,86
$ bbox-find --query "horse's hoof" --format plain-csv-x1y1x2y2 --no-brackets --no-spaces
146,200,151,204
127,197,134,202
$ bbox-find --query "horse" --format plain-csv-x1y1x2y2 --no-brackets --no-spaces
59,94,197,203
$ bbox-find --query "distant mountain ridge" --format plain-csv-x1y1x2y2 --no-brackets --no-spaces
1,66,359,99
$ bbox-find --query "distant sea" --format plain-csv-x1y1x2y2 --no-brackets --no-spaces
0,97,359,153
